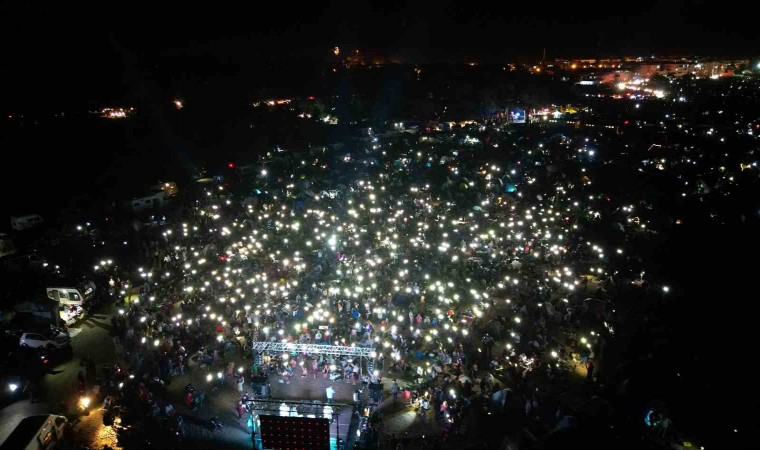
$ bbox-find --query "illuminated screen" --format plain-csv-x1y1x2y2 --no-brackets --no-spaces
260,415,330,449
510,109,526,123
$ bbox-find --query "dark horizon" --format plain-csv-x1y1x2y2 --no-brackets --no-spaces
2,1,757,85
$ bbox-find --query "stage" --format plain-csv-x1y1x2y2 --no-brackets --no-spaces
246,399,355,450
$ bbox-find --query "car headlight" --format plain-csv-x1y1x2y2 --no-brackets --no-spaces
8,383,18,392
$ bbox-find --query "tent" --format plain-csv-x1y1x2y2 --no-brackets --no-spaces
490,388,513,413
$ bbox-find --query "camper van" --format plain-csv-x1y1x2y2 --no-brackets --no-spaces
10,215,44,231
128,191,169,212
46,281,95,324
47,279,96,307
0,415,69,450
46,280,96,306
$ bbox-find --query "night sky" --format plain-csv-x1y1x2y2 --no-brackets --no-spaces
1,1,755,106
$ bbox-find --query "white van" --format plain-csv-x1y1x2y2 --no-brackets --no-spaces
128,191,169,212
0,415,69,450
47,280,97,322
46,285,93,306
10,215,44,231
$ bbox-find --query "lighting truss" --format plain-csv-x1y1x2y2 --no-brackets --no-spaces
250,341,376,357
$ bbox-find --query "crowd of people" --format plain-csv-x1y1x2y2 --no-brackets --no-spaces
82,127,675,448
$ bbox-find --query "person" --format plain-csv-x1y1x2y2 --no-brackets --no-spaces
185,392,195,409
391,380,399,402
344,363,353,383
246,414,255,434
24,380,36,403
585,360,595,382
658,416,671,437
76,372,86,394
326,384,335,404
236,401,245,419
420,397,430,418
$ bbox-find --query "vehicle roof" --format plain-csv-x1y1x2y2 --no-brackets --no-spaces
21,330,51,337
0,252,40,260
0,415,50,449
10,215,43,220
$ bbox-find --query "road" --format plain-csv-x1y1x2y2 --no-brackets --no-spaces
0,305,117,446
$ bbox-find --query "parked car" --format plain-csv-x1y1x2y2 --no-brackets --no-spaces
19,329,70,350
0,414,69,450
0,348,50,408
0,353,26,408
0,252,47,272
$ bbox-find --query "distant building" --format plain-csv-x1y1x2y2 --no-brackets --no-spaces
555,57,748,82
600,70,633,84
